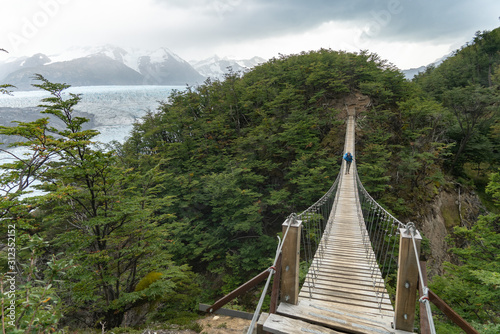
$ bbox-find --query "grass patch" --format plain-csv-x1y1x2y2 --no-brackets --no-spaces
441,205,460,229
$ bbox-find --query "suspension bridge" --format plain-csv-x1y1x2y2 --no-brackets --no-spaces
203,103,479,334
260,110,411,334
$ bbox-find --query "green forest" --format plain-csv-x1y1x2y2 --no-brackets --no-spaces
1,27,499,333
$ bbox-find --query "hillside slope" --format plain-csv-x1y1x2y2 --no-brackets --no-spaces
2,42,498,332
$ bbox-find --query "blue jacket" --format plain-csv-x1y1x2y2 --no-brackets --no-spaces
343,153,353,162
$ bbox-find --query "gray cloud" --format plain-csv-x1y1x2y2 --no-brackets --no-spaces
154,0,499,47
2,0,498,68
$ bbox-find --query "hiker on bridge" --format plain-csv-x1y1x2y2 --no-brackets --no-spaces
343,152,353,174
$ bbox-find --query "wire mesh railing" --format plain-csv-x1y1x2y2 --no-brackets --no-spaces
297,170,342,295
246,170,343,334
354,170,404,305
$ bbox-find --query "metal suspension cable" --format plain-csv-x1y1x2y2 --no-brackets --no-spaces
356,171,437,332
298,171,342,295
247,167,343,334
354,169,403,306
408,223,437,334
246,213,295,334
247,111,436,333
355,172,405,228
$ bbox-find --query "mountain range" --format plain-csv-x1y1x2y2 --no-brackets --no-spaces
0,44,441,89
0,45,265,90
401,53,452,80
189,55,267,80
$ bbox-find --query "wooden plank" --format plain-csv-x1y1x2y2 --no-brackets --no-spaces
299,284,392,303
301,282,387,300
263,313,343,334
304,270,384,284
320,249,368,256
306,260,377,273
302,276,383,291
322,244,368,252
298,296,394,317
303,270,385,287
310,251,375,263
198,303,254,320
301,281,392,302
323,240,366,246
301,283,387,300
299,290,392,309
297,298,395,318
311,258,379,271
318,252,372,260
428,290,479,334
310,269,383,283
303,277,386,293
203,269,270,314
299,293,393,313
305,267,386,283
317,252,371,262
277,301,395,334
317,255,378,266
257,312,270,334
319,250,371,258
314,239,367,247
297,299,395,320
299,291,393,311
317,252,375,262
298,292,395,312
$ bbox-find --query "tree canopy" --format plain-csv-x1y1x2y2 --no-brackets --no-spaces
1,33,499,332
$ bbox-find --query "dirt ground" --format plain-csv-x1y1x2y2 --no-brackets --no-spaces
140,315,252,334
196,315,252,334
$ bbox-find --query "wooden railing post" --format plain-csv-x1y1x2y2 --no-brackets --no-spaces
394,225,421,332
280,217,302,305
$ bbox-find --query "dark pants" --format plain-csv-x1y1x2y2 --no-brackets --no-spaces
346,161,352,174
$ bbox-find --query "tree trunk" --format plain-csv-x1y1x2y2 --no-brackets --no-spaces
452,133,471,167
102,309,125,329
488,55,492,88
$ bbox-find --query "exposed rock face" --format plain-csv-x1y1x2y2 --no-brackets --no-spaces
418,186,485,278
22,53,51,68
419,191,455,277
137,52,205,85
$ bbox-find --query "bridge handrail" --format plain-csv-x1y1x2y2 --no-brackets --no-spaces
355,170,437,332
355,171,405,229
246,170,343,334
297,170,341,220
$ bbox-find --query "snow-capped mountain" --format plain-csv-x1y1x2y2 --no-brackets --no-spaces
190,55,266,80
402,52,452,80
0,45,205,90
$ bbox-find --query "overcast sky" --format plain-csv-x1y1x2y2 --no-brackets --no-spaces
1,0,499,69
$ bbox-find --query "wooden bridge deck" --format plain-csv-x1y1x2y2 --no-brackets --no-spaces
263,115,412,333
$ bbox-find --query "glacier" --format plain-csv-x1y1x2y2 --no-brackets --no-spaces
0,85,186,197
0,85,185,143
